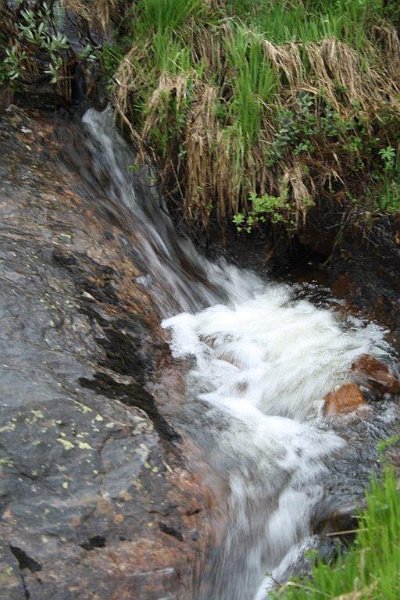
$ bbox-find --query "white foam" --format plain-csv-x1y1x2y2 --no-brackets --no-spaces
162,284,388,599
163,286,384,421
81,108,390,600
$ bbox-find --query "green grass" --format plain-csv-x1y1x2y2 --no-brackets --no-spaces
224,0,382,46
134,0,204,35
226,26,277,142
106,0,400,232
275,467,400,600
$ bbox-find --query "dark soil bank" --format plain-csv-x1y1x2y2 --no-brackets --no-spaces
329,217,400,338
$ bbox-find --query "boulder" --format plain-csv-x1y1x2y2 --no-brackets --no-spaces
330,217,400,333
0,107,211,600
352,354,400,395
324,384,366,415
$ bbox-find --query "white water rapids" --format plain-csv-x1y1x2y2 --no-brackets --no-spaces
77,108,396,600
162,286,384,599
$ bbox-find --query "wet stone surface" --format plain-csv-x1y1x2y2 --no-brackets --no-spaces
0,108,210,599
330,216,400,338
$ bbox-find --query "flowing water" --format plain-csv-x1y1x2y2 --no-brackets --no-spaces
67,108,398,600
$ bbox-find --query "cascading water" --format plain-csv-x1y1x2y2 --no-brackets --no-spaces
70,108,398,600
162,290,387,600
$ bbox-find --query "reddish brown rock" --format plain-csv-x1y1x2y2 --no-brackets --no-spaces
324,383,366,415
331,273,357,300
352,354,400,395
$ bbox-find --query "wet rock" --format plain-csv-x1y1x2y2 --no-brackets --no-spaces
351,354,400,395
0,1,109,111
0,541,27,600
330,217,400,334
0,107,211,599
324,384,366,416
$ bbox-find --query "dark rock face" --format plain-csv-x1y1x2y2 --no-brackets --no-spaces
1,1,107,111
329,217,400,335
0,108,211,599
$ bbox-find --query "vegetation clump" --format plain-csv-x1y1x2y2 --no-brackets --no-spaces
101,0,400,235
274,465,400,600
2,1,399,236
0,0,101,102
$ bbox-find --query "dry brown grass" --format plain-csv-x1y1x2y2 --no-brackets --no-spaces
282,163,314,227
264,41,306,94
371,23,400,79
109,12,400,234
184,83,218,227
264,37,400,113
332,582,378,600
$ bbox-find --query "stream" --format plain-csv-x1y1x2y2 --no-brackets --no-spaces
69,108,398,600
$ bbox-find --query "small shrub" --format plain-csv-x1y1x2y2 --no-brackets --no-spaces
0,1,98,92
233,189,297,232
376,145,400,212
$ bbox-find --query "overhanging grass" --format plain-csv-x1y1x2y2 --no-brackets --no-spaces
107,0,400,232
274,467,400,600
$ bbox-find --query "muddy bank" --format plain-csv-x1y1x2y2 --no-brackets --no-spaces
0,107,214,600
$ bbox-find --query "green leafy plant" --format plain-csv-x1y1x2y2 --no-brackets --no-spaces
0,1,96,87
371,145,400,212
379,145,396,172
233,190,293,232
1,1,69,84
3,45,27,80
78,44,97,63
268,94,318,164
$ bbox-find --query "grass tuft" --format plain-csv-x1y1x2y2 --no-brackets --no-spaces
106,0,400,233
274,467,400,600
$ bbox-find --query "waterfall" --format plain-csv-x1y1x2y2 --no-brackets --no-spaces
77,108,396,600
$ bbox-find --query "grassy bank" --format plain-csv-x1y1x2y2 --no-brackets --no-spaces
101,0,400,234
274,466,400,600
